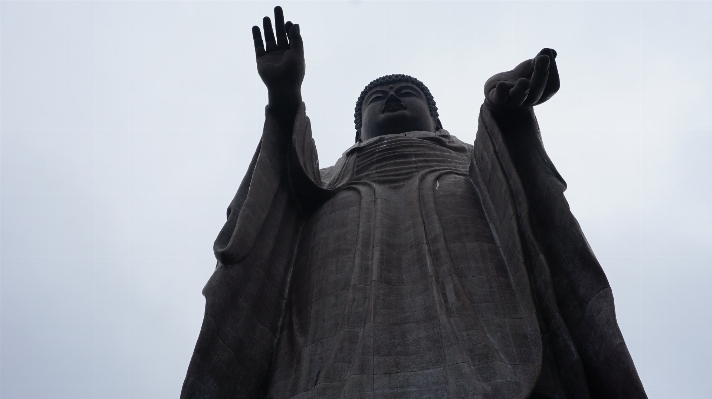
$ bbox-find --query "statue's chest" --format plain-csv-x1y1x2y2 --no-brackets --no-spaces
270,149,537,396
352,135,471,185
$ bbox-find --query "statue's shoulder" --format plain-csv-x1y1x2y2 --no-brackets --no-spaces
426,130,475,159
442,131,473,149
319,152,355,189
319,164,340,185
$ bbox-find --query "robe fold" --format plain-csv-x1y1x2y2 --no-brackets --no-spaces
181,103,646,398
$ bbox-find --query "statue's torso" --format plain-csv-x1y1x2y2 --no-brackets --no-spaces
267,134,540,398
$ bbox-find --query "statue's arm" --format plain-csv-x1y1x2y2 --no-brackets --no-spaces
252,6,305,135
251,7,329,211
478,48,563,186
212,7,309,266
478,53,647,397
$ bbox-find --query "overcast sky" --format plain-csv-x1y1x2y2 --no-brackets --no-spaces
1,1,711,398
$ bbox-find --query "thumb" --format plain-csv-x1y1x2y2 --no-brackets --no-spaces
288,23,303,52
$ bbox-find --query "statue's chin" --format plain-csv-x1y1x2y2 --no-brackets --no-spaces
362,114,435,141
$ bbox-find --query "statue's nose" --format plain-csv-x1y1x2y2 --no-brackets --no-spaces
384,92,401,104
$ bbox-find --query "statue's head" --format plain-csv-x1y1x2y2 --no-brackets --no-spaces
354,74,442,143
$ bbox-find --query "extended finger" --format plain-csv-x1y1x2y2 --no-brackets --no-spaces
274,6,289,50
285,21,293,40
263,16,277,52
508,78,530,107
252,26,266,58
287,23,303,53
522,55,549,106
489,81,512,105
537,48,560,105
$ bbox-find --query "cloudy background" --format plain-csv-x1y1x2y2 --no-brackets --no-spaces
1,1,710,398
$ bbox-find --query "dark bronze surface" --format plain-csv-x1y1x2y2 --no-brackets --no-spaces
181,7,646,398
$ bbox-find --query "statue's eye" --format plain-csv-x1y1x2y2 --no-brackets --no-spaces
367,95,385,104
398,91,416,97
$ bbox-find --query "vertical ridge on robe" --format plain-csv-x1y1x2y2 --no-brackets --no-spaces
269,133,543,397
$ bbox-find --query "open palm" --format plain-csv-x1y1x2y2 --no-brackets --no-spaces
485,48,560,109
252,6,304,96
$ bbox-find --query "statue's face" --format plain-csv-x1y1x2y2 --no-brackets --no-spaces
360,82,436,141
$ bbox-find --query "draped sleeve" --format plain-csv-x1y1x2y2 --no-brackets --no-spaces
182,101,359,398
472,103,646,398
182,105,307,398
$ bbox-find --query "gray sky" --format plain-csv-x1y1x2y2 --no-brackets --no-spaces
1,1,710,398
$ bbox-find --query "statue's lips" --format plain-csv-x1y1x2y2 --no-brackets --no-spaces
382,103,406,113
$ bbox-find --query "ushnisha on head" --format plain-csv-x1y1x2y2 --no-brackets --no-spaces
354,74,443,143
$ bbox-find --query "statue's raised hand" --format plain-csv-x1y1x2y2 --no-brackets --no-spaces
252,6,304,105
485,48,559,109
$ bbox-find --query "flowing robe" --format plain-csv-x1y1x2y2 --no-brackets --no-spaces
181,103,646,398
